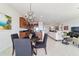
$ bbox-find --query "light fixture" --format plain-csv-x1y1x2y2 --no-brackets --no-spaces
25,3,35,22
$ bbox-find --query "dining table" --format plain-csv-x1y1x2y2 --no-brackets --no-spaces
29,32,44,55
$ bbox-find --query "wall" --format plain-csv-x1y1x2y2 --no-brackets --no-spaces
62,18,79,32
0,4,21,52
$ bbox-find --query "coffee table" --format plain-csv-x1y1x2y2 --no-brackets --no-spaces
62,36,72,45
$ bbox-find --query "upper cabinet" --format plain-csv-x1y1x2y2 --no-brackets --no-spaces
19,17,29,28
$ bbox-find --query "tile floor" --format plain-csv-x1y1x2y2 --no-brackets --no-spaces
0,37,79,56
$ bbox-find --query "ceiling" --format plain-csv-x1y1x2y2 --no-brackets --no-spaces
8,3,79,24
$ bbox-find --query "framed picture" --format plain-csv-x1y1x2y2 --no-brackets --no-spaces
0,13,11,30
64,26,68,30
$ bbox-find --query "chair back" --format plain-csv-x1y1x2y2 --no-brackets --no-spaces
11,33,19,48
43,33,48,47
14,39,32,56
11,33,19,41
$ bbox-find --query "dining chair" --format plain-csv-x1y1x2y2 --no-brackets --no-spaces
11,33,19,55
34,33,48,55
13,39,33,56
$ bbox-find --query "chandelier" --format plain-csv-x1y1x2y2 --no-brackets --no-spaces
25,3,35,22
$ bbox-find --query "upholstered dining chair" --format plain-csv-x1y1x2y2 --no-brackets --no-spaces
34,33,48,55
13,39,33,56
11,33,19,55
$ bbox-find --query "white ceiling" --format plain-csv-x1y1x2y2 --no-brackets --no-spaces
8,3,79,24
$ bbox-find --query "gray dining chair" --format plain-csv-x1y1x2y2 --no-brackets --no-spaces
34,33,48,54
13,39,32,56
11,33,19,55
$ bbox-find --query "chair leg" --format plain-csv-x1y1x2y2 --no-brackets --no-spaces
36,49,37,54
33,49,37,55
12,48,14,56
44,48,47,55
32,45,37,55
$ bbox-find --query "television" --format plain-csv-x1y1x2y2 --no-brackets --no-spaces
71,27,79,32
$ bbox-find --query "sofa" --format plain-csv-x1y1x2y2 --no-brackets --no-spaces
48,30,64,41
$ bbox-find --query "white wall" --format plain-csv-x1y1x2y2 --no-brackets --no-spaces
0,4,21,52
62,18,79,32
